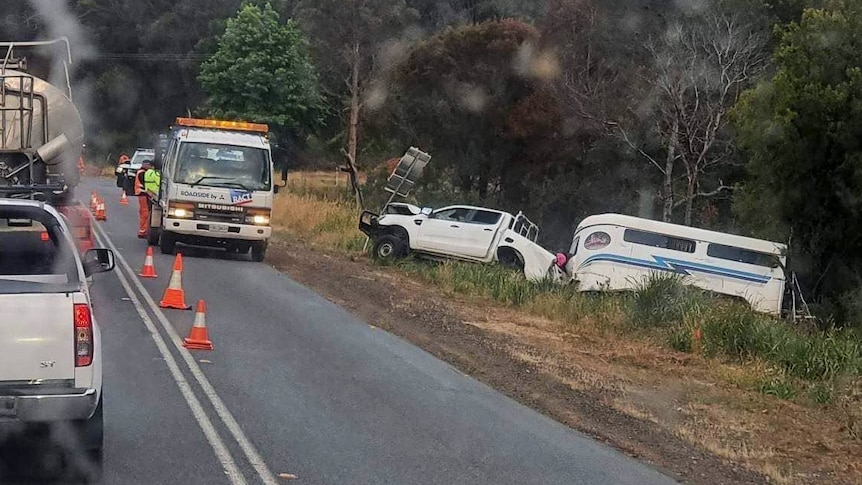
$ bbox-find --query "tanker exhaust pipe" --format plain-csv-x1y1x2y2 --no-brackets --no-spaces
36,134,73,166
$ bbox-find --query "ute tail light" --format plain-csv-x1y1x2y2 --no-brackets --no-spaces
74,304,93,367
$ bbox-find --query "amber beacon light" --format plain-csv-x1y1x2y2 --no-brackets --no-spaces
174,117,269,134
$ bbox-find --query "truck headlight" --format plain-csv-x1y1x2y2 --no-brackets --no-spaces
245,209,271,225
168,203,195,219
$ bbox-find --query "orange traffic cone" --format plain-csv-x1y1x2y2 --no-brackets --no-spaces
94,199,107,221
159,253,191,310
183,300,214,350
119,191,129,205
139,247,158,278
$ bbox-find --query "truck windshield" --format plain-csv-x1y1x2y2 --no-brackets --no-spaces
175,142,271,191
0,207,79,293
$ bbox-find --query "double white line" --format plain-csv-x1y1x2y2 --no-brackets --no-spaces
92,222,278,485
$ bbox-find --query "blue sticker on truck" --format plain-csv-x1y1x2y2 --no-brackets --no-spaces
229,189,253,205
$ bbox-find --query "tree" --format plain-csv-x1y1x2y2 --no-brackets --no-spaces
384,20,543,202
294,0,418,208
199,2,323,141
733,2,862,323
618,8,769,225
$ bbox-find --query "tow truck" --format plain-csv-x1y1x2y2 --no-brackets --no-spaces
149,117,284,261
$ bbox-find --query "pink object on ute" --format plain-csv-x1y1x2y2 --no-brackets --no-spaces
555,253,568,268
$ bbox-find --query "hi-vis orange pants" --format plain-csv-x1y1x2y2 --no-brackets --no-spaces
138,195,149,236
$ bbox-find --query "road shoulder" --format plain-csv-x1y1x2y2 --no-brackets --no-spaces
268,239,777,485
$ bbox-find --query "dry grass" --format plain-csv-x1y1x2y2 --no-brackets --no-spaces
271,190,365,252
286,170,366,191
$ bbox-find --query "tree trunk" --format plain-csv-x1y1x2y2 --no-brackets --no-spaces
684,176,695,226
347,41,363,209
661,118,678,222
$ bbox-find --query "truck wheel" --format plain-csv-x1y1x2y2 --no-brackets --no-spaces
373,235,406,262
160,231,176,255
115,174,124,188
251,241,267,262
147,226,161,246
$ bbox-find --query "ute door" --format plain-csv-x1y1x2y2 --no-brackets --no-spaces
413,207,471,254
459,209,503,259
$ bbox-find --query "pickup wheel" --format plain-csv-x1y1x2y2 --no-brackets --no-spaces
497,248,525,271
160,230,176,255
71,394,103,482
373,235,406,262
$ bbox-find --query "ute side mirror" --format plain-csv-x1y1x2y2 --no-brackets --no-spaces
83,248,115,276
420,207,433,216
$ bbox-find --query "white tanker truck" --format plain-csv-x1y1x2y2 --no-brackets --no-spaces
0,38,94,252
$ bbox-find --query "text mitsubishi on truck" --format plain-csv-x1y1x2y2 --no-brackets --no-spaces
149,118,282,262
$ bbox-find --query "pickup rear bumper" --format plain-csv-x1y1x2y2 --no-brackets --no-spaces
1,388,98,422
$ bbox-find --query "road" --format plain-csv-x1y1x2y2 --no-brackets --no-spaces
3,176,679,484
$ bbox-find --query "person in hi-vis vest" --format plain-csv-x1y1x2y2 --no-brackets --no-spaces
134,160,155,238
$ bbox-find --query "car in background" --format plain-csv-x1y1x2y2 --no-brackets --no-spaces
115,148,155,195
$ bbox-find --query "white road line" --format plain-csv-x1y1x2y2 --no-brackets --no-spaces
92,228,248,485
93,222,279,485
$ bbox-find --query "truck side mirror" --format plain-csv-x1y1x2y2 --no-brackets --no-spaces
420,207,433,216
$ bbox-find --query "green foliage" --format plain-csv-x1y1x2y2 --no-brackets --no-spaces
758,375,798,399
733,1,862,324
629,274,711,328
199,2,323,136
384,20,543,200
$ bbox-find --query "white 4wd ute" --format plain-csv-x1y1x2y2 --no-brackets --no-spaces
0,199,114,479
360,203,562,281
115,148,155,195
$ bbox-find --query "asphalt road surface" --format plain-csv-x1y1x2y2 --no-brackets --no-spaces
1,177,679,484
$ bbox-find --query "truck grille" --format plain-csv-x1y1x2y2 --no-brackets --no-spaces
194,208,244,224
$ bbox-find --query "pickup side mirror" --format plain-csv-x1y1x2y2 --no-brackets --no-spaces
83,248,115,276
420,207,433,216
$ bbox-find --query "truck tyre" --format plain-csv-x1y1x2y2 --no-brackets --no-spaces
160,231,176,255
373,235,406,262
251,241,267,262
147,226,161,246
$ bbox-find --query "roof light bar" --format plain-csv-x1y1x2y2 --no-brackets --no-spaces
174,117,269,134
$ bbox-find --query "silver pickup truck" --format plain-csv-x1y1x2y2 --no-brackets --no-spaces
0,199,114,480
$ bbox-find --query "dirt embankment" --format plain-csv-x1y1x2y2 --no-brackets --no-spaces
268,239,861,485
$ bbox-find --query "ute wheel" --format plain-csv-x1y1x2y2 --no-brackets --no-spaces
498,249,525,271
373,235,406,262
160,231,176,255
72,394,103,482
251,241,267,262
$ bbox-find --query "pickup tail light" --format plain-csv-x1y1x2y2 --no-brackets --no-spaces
74,304,93,367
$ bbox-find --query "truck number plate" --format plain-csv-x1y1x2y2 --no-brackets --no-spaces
209,224,229,233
